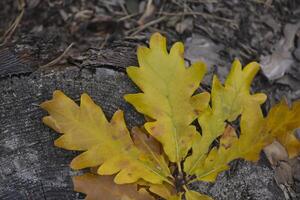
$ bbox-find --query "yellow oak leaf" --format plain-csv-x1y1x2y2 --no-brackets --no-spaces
131,127,163,155
124,33,210,163
167,194,183,200
190,125,238,182
41,91,171,184
265,100,300,157
191,101,268,181
131,127,170,177
132,179,179,200
184,60,267,175
73,173,155,200
188,99,300,182
185,190,213,200
148,182,176,199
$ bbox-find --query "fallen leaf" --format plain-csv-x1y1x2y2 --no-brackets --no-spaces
41,91,171,184
274,162,293,185
190,125,238,182
185,60,267,175
73,173,155,200
266,99,300,157
131,127,170,174
186,99,300,182
185,190,213,200
124,33,210,164
176,18,194,34
167,194,183,200
260,22,300,80
148,182,176,199
264,141,289,166
137,0,156,25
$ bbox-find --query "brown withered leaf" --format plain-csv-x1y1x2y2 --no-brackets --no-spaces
73,173,155,200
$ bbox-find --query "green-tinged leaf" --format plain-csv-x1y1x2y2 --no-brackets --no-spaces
167,194,183,200
124,32,210,163
185,190,213,200
41,91,171,184
185,60,267,175
148,182,176,199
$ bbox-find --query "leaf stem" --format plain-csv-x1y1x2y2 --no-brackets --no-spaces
165,178,175,186
187,178,198,185
183,185,189,192
177,161,183,175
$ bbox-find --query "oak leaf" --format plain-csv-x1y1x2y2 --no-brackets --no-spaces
186,99,300,182
184,60,267,175
185,190,212,200
124,33,210,164
73,173,155,200
41,91,171,184
265,99,300,157
188,101,268,181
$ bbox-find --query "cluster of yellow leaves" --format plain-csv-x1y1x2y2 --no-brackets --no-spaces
41,33,300,200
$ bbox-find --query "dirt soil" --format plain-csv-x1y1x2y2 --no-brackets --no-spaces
0,0,300,200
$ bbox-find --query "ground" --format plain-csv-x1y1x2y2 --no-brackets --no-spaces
0,0,300,199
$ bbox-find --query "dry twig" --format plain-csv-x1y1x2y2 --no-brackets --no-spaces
160,11,236,25
40,43,74,68
0,0,25,46
127,16,166,36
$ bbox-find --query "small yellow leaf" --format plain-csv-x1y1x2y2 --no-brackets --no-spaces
73,173,155,200
185,60,267,175
136,180,178,200
131,127,170,177
193,125,237,181
167,194,183,200
148,182,176,199
236,101,268,162
190,101,268,181
41,91,171,184
185,190,213,200
189,99,300,182
131,126,163,155
265,100,300,157
124,33,209,163
277,133,300,158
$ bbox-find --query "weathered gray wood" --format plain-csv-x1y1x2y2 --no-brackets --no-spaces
0,45,284,200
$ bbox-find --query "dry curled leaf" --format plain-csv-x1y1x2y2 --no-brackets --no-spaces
264,141,289,166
